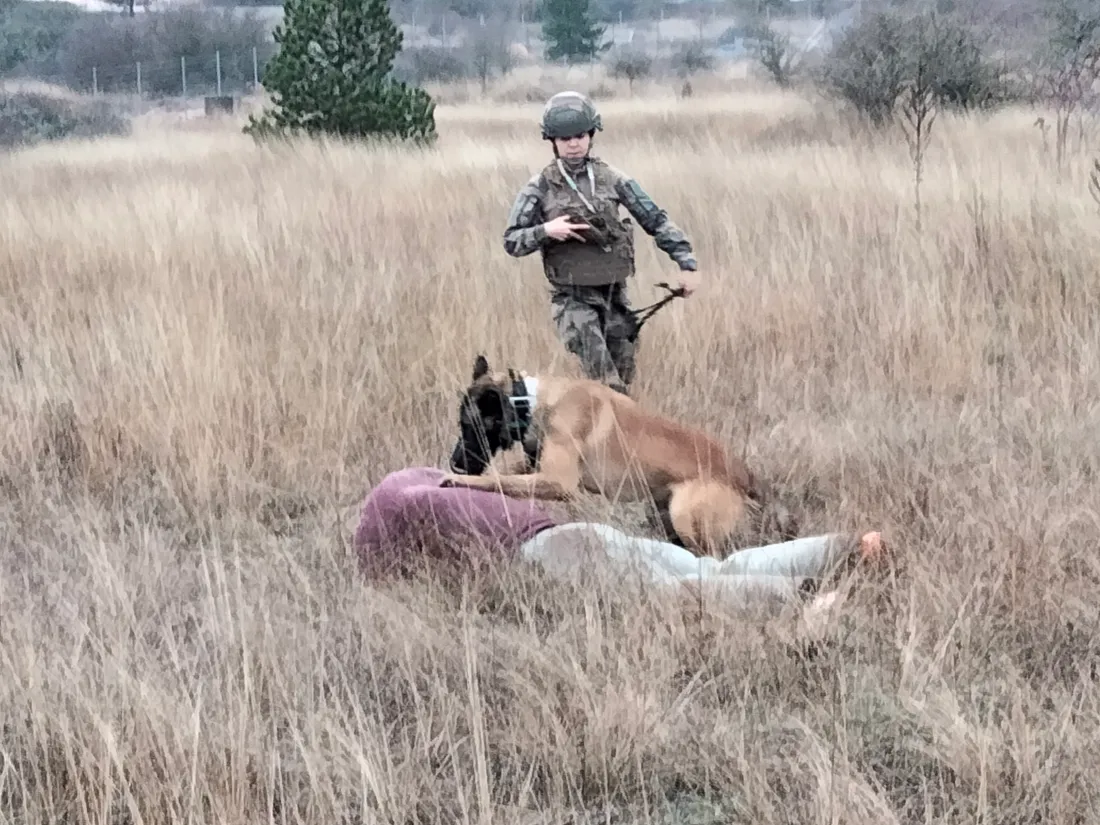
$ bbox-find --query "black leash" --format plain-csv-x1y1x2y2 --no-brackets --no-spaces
625,281,687,341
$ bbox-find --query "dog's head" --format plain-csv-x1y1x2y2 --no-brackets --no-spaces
448,354,521,475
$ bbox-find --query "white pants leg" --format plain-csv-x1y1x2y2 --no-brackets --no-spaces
520,522,721,584
716,534,854,580
519,522,857,608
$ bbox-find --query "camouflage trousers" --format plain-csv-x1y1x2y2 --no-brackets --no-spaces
550,284,636,394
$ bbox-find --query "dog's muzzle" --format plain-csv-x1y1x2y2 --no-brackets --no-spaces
448,437,471,474
448,435,490,475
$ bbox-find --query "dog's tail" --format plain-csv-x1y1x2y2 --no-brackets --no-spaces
667,479,748,557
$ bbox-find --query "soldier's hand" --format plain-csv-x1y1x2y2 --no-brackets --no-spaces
544,215,590,242
677,270,701,297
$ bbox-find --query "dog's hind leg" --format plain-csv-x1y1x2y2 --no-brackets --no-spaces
657,505,688,548
647,488,686,547
666,479,747,558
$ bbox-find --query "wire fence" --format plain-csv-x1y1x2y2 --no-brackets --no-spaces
46,34,690,102
2,11,842,105
54,46,279,100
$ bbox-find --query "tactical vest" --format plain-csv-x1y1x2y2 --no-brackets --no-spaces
539,157,635,288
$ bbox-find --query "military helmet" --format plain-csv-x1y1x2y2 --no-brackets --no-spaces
540,91,603,140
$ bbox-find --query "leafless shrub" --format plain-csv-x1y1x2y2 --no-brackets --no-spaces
899,58,938,233
670,41,714,80
607,48,652,94
467,16,516,94
746,20,795,88
819,8,1006,128
1031,0,1100,171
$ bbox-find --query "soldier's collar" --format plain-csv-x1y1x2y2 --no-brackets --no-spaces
556,158,596,211
558,154,592,172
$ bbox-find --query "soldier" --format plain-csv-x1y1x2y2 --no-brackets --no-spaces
502,90,700,396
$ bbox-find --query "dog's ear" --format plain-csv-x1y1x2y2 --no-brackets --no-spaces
472,354,490,381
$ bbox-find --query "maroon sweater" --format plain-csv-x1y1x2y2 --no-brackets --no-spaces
352,466,562,580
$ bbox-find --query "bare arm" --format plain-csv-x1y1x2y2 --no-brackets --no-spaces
502,175,549,258
612,169,697,271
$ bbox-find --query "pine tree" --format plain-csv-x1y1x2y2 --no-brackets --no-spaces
541,0,606,64
244,0,436,144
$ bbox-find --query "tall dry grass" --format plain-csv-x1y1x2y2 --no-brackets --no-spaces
2,87,1100,823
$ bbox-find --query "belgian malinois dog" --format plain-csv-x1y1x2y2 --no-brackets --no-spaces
444,354,764,557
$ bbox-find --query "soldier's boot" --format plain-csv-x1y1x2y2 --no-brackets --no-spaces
576,342,627,392
604,303,638,397
577,341,628,394
605,344,635,397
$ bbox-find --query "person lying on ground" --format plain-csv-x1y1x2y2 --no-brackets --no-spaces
351,467,886,620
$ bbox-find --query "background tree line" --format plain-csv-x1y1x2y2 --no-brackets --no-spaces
0,0,1097,153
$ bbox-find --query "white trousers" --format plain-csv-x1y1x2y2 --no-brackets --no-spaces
519,522,855,607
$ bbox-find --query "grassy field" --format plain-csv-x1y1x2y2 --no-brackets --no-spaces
2,81,1100,823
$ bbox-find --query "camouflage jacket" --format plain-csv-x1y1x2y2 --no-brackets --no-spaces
502,156,697,289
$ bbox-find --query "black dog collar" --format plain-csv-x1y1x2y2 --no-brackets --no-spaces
508,375,535,440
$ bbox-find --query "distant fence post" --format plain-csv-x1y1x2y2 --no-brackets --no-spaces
92,66,98,96
181,56,187,96
136,61,142,97
252,46,259,88
216,50,222,96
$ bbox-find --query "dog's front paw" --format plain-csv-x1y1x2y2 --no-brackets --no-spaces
439,473,466,488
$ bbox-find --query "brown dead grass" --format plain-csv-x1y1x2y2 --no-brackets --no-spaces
2,86,1100,823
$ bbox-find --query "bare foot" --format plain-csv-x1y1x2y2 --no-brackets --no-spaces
858,530,887,564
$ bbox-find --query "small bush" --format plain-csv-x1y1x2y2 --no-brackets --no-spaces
0,89,130,149
1030,0,1100,166
607,47,652,92
819,9,1006,126
467,20,517,92
670,41,714,78
395,46,471,85
917,14,1005,109
745,21,794,87
818,11,910,126
588,80,615,99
